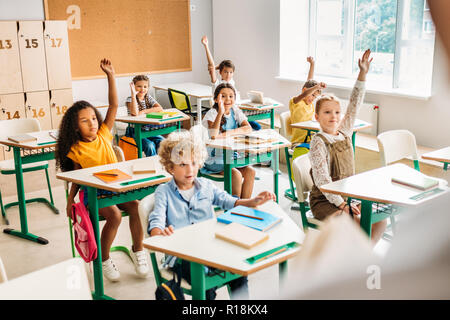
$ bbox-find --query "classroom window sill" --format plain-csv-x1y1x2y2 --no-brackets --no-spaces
276,75,432,101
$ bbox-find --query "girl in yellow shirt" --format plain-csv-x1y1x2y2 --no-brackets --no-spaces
55,59,149,282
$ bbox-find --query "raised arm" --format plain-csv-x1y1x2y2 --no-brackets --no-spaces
339,49,371,134
307,56,315,81
292,82,326,104
101,59,118,130
126,82,139,116
201,35,217,84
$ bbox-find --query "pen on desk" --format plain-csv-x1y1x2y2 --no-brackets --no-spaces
253,247,287,264
230,212,264,221
95,173,119,177
37,141,55,146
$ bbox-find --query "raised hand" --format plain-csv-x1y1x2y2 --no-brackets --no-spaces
307,56,315,65
129,81,137,95
358,49,373,75
201,35,208,46
100,58,115,75
318,82,327,90
217,94,225,114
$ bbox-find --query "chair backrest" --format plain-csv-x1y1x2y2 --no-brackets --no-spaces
292,154,314,203
112,145,125,162
377,129,419,166
168,88,191,112
138,193,156,238
0,118,40,138
0,256,7,283
280,111,292,140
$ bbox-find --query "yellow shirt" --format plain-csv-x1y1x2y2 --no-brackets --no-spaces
289,98,314,145
67,123,117,168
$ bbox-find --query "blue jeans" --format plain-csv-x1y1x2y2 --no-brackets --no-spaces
125,126,164,157
249,121,261,130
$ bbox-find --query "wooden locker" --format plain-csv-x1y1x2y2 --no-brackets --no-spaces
0,147,4,161
0,93,25,160
44,21,72,90
17,21,48,92
0,21,23,94
0,93,25,121
50,89,73,130
25,91,52,131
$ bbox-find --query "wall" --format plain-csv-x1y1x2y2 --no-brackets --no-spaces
0,0,213,108
212,0,450,148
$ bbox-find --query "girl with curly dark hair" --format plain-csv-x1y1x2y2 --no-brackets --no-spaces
55,59,149,282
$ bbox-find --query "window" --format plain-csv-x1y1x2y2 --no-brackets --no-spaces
279,0,436,96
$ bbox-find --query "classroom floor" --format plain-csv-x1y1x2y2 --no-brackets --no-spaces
0,147,448,300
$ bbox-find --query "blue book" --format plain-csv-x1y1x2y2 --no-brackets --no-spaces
217,206,282,232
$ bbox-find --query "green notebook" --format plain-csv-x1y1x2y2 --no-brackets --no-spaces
146,112,178,119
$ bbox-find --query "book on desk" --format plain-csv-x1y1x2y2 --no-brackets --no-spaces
132,158,158,174
391,173,439,191
93,169,132,184
7,134,37,143
233,130,278,145
217,205,282,232
215,222,269,249
146,111,179,119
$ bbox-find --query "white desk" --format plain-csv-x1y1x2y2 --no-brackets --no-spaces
0,258,92,300
320,163,449,237
291,118,372,152
153,82,213,124
143,201,304,300
56,156,171,300
422,147,450,171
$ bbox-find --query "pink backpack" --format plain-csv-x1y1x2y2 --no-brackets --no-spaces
71,190,97,263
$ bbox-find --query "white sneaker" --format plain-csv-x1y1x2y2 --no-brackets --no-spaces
102,258,120,282
130,249,150,278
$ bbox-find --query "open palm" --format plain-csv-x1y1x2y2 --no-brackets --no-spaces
358,49,373,74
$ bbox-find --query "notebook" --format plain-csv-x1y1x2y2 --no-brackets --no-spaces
146,111,179,119
234,130,278,144
93,169,132,184
247,90,264,104
391,173,439,191
132,159,158,174
215,222,269,249
7,134,37,143
217,205,282,232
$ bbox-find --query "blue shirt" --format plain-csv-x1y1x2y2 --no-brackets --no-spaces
148,177,238,234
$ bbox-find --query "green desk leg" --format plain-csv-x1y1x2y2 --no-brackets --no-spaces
352,132,356,154
444,162,448,171
3,147,48,245
223,150,233,195
360,199,373,238
270,109,275,129
134,123,144,159
190,262,206,300
87,187,113,300
272,149,279,203
279,261,288,289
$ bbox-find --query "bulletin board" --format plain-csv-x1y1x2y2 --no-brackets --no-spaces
44,0,192,79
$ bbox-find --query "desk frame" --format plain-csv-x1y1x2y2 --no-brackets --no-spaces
2,146,58,244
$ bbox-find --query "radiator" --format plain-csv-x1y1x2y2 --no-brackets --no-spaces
338,98,379,136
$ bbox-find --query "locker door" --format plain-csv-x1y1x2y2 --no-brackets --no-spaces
44,21,72,90
0,147,4,161
0,21,23,94
50,89,73,130
25,91,52,131
0,93,25,160
17,21,48,92
0,93,25,121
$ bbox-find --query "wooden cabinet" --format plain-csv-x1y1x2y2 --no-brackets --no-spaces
25,91,52,131
0,93,25,121
44,21,72,90
0,21,23,94
50,89,73,130
17,21,49,92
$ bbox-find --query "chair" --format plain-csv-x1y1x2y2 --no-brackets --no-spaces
279,111,297,202
67,145,132,260
377,129,420,238
0,256,7,283
0,119,57,225
291,154,323,231
138,193,240,299
167,88,209,123
377,129,420,171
